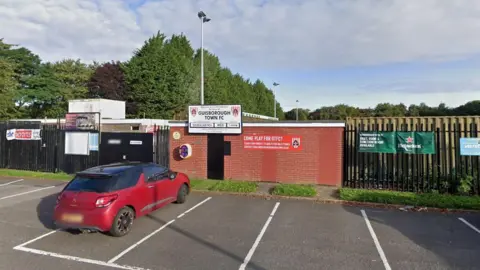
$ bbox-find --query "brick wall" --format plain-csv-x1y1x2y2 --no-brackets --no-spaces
169,123,344,186
169,127,208,179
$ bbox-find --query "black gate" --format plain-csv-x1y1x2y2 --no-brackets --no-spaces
99,132,154,165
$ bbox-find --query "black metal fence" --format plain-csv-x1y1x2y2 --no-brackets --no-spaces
0,121,171,175
154,125,170,168
344,117,480,195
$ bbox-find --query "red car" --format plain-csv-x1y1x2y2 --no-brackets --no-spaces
54,162,190,237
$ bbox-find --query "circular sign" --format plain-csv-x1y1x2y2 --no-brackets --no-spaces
179,144,192,159
173,131,181,140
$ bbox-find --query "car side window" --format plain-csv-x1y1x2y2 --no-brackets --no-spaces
143,165,168,182
112,167,142,190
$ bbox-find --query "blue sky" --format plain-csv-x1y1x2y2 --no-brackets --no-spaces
1,0,480,112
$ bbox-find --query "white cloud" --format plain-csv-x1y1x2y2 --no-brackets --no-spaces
1,0,480,68
1,0,480,110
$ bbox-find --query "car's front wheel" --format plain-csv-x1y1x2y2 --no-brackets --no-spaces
109,207,135,237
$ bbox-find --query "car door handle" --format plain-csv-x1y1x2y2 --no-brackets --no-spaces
147,185,155,188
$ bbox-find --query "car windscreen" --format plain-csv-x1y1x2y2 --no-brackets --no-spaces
64,174,118,193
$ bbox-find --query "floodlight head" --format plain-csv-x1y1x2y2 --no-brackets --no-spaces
203,17,211,23
273,82,279,86
198,11,206,18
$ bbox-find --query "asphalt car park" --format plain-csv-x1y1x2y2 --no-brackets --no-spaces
1,177,480,270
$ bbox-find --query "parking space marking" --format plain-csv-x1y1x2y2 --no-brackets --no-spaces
361,210,391,270
14,229,59,249
0,179,24,187
0,186,55,200
14,246,149,270
11,197,213,270
459,218,480,234
108,196,212,264
238,201,280,270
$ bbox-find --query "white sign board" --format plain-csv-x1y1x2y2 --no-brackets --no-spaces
188,105,242,134
65,132,89,155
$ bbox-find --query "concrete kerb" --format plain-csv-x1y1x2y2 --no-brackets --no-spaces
2,175,477,214
191,189,480,214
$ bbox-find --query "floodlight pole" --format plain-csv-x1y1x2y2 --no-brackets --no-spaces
198,11,211,105
273,82,279,118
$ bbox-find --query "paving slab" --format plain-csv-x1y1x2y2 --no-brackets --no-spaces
365,208,480,270
115,194,277,270
26,193,212,262
245,200,384,270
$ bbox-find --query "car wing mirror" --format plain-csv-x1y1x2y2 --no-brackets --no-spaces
168,172,177,180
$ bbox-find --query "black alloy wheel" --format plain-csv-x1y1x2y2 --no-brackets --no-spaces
109,207,135,237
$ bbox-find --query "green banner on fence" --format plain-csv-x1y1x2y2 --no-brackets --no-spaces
396,132,436,154
358,132,397,153
358,131,435,154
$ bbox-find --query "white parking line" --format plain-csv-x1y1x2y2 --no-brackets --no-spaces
361,209,391,270
14,229,59,249
14,246,150,270
0,186,55,200
0,179,24,187
458,218,480,234
108,196,212,264
239,202,280,270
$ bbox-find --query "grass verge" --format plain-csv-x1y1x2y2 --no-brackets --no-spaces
191,179,258,193
339,188,480,210
0,169,72,181
271,183,317,197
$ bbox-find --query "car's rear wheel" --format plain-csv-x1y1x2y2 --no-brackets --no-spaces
175,184,188,204
109,207,134,237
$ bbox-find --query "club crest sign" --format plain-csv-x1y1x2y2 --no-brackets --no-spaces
190,107,198,117
292,137,301,149
188,105,242,134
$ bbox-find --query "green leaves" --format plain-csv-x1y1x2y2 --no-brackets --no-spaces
0,32,284,120
0,58,17,119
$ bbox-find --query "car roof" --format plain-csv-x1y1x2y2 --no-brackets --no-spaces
77,161,158,176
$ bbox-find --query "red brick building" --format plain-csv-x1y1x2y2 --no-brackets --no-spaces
169,121,345,186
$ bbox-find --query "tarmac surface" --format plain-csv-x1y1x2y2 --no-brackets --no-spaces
0,177,480,270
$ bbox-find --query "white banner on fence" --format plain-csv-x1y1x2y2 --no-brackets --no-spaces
188,105,242,134
6,129,41,141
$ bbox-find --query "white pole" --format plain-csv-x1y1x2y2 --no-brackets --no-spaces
273,88,276,119
200,20,204,105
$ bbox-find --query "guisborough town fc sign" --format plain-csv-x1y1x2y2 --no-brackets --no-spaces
188,105,242,134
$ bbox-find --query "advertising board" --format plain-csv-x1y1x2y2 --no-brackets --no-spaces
65,112,99,131
243,135,302,150
6,129,41,141
188,105,242,134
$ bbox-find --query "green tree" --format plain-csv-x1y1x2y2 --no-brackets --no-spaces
124,32,196,119
252,80,271,116
0,59,17,119
22,63,64,118
0,38,42,113
285,108,309,120
193,49,227,105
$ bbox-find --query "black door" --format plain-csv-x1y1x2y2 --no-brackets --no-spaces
99,132,153,165
207,134,224,180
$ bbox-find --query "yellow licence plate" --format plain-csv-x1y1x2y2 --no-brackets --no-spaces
61,213,83,223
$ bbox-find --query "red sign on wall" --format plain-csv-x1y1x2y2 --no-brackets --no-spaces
243,135,302,150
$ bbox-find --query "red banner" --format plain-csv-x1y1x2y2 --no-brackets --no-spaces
243,135,302,150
